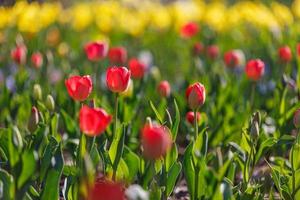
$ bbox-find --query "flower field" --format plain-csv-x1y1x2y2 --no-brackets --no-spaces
1,1,300,200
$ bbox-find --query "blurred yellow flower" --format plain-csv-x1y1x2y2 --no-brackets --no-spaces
70,3,93,31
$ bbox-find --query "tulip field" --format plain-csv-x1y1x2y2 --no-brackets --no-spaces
2,1,300,200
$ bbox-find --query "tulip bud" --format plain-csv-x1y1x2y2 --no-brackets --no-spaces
180,22,199,39
31,52,43,69
128,58,147,79
186,111,201,125
157,80,171,98
293,109,300,128
28,107,39,132
245,59,265,81
108,46,127,64
193,42,204,56
278,46,292,63
250,121,259,139
186,82,206,109
141,123,172,160
45,95,55,111
87,179,125,200
252,111,261,126
206,45,219,60
33,84,42,101
84,41,108,62
11,44,27,65
65,75,93,101
106,66,131,93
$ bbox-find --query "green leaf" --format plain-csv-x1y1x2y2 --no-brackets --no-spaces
17,150,36,189
0,128,19,167
50,113,59,136
40,137,59,181
149,101,163,124
254,137,277,164
150,180,162,200
109,125,125,174
171,99,180,140
123,147,140,182
0,169,15,200
61,110,77,136
165,144,178,171
183,143,195,200
166,162,182,196
41,144,64,200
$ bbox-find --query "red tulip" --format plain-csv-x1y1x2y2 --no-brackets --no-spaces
141,123,172,160
106,66,131,93
297,43,300,58
206,45,219,60
294,109,300,128
108,47,127,64
128,58,147,79
65,75,92,101
193,42,204,56
31,52,43,68
11,45,27,65
79,105,112,136
186,111,201,125
224,50,245,67
84,41,108,61
86,179,125,200
186,82,206,109
278,46,292,63
180,22,199,38
245,59,265,81
157,80,171,98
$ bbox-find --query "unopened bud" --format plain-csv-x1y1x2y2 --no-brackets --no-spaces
33,84,42,101
293,109,300,128
250,121,259,139
28,106,39,132
45,95,55,111
252,111,261,125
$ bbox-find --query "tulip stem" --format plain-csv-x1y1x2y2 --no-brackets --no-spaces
250,82,256,111
112,93,119,181
113,94,119,139
194,109,198,139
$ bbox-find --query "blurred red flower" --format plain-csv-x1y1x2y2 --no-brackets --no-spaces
186,82,206,109
245,59,265,81
84,41,108,61
193,42,204,56
157,80,171,98
11,45,27,65
278,46,292,63
128,58,147,79
141,123,172,160
31,52,43,69
186,111,201,125
206,45,219,60
79,105,112,136
106,66,131,93
223,50,244,68
86,179,125,200
180,22,199,38
65,75,92,101
108,47,127,64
